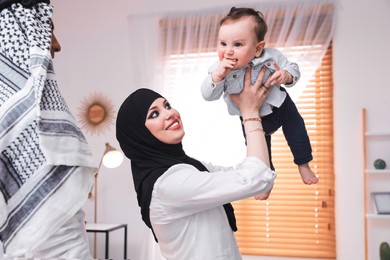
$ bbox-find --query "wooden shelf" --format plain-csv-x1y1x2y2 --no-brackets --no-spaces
365,132,390,137
366,213,390,219
365,169,390,174
362,108,390,260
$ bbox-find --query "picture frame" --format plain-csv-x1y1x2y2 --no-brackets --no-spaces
372,192,390,214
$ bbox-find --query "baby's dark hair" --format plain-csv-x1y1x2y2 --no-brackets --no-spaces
220,7,268,42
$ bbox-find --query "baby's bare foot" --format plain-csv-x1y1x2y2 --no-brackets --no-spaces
298,163,319,184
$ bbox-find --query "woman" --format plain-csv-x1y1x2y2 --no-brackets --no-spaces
116,66,276,260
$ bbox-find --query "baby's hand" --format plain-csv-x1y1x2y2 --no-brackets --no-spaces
269,62,293,86
211,58,236,83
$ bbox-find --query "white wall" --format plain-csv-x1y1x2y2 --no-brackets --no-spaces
332,0,390,259
3,0,388,259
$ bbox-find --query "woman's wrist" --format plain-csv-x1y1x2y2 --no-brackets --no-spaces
242,116,264,134
242,111,261,124
241,110,260,119
247,127,264,133
242,117,261,125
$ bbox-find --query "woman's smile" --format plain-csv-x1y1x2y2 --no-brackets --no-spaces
166,121,180,130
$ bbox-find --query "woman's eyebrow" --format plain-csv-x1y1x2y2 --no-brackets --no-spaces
149,99,167,111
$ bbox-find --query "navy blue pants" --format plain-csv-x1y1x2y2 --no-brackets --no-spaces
240,88,312,170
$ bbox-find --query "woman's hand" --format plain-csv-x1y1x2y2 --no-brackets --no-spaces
230,65,275,201
229,66,273,118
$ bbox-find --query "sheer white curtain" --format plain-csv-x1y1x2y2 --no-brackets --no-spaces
127,1,335,259
127,0,335,90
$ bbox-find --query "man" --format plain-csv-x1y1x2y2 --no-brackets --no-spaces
0,1,96,258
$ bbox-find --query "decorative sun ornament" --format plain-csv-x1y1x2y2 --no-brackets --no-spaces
77,92,116,136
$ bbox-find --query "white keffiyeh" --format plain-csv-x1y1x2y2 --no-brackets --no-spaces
0,2,96,256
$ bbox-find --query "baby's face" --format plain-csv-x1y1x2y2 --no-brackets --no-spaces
217,17,263,70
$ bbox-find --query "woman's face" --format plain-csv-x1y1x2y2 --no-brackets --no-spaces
145,97,185,144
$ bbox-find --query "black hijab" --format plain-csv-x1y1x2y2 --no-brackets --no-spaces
116,88,237,241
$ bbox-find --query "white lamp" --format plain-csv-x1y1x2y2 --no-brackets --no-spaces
90,142,123,258
102,145,124,169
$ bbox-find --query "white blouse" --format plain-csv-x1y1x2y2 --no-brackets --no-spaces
150,156,276,260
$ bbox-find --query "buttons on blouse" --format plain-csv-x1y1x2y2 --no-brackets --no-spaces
232,74,237,79
242,177,248,183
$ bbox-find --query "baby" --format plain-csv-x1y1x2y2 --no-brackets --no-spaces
201,7,318,198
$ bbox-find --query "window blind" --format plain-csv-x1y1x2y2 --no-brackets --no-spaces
232,44,335,258
160,44,336,259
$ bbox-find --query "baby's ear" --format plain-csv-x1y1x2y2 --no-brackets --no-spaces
255,41,265,57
